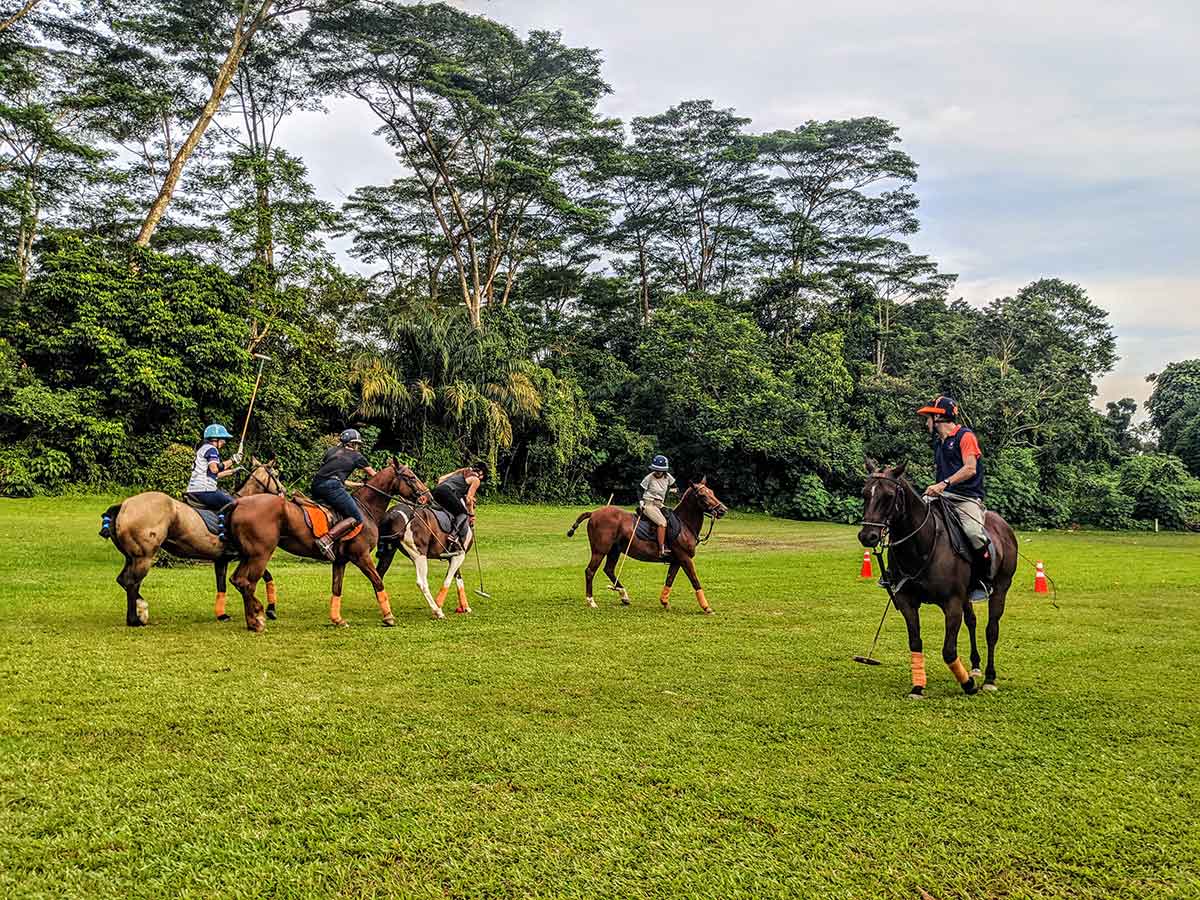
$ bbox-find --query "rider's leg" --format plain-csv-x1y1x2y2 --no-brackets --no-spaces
948,495,991,600
642,503,668,557
314,480,363,560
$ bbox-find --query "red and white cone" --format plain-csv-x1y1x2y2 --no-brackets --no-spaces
1034,561,1048,594
860,549,873,578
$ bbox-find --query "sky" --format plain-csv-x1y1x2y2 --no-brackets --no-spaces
278,0,1199,410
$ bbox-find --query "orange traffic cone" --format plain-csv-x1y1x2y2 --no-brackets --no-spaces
860,549,873,578
1034,561,1048,593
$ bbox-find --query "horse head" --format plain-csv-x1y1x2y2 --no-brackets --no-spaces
238,457,284,497
858,459,910,548
380,456,431,505
689,476,728,519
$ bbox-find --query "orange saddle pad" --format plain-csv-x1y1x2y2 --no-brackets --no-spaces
292,496,363,542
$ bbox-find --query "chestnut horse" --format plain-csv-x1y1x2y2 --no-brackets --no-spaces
566,478,727,614
857,461,1017,698
227,460,429,631
100,459,285,627
376,501,474,619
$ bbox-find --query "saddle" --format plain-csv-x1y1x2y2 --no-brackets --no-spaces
635,508,683,547
290,494,363,543
183,495,232,542
931,497,1000,581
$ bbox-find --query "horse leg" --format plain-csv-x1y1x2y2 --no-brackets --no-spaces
118,554,152,627
942,600,977,695
983,586,1007,691
230,557,267,633
897,598,925,699
329,562,348,627
263,568,277,619
677,556,712,615
376,542,397,578
440,554,469,614
350,550,394,627
414,554,444,620
659,561,680,610
584,547,605,609
213,559,231,622
603,545,630,606
963,600,982,678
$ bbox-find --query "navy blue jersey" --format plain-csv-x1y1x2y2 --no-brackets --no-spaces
935,426,985,499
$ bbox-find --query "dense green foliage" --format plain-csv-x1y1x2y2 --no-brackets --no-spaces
0,1,1196,529
3,497,1199,897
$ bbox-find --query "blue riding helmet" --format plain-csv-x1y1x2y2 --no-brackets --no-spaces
339,428,363,445
204,423,234,440
649,454,670,472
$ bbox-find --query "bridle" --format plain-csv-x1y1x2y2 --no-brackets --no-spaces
861,473,938,587
240,466,285,497
359,466,433,506
685,486,726,545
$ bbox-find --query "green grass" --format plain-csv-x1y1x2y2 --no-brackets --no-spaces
1,496,1198,899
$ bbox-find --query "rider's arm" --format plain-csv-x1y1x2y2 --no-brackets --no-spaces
464,475,481,510
357,452,376,479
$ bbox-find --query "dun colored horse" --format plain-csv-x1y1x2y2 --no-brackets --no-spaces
376,501,474,619
228,460,428,631
100,460,285,627
857,461,1018,697
566,478,727,614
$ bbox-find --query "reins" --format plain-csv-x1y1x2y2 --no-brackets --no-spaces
861,475,937,590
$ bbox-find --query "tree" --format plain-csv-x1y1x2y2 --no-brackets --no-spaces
311,2,612,326
1147,359,1200,475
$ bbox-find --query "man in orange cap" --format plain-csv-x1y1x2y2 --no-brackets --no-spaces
917,395,993,601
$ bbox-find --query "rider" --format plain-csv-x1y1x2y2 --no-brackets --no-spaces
639,454,677,558
185,424,242,510
311,428,377,560
917,395,993,601
433,462,485,551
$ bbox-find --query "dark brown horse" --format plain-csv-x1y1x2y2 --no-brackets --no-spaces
566,478,728,614
376,499,475,619
227,460,428,631
101,459,285,627
857,461,1017,697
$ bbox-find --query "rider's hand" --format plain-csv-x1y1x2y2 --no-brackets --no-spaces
925,481,947,497
231,451,244,465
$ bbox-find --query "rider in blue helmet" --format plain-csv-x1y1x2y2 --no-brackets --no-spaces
639,454,677,557
311,428,377,560
185,423,242,511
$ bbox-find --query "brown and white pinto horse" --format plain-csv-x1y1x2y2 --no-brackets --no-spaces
228,460,429,631
376,502,474,619
100,459,285,627
567,478,727,614
857,461,1017,697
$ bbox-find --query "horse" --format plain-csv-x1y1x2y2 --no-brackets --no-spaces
375,498,475,620
566,478,728,614
100,459,286,628
857,461,1018,698
227,460,429,631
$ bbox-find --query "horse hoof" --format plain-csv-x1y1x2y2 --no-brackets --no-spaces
906,692,926,701
982,683,999,692
970,667,983,678
381,615,396,627
266,605,277,621
963,679,978,696
621,598,631,606
434,609,446,620
126,618,146,628
330,618,349,628
216,614,232,622
703,608,715,616
586,599,597,609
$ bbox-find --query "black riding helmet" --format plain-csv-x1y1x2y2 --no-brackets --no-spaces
916,395,958,421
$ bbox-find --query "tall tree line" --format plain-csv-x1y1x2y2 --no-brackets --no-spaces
0,1,1197,529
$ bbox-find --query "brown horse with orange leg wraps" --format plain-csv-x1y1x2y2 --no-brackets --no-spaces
227,460,429,631
857,461,1017,698
566,478,727,613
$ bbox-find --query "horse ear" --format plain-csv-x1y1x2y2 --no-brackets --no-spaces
268,456,277,468
390,455,399,470
865,456,879,474
892,461,908,478
699,474,707,485
250,455,260,467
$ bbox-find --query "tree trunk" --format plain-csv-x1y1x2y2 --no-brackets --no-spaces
253,166,274,269
0,0,44,34
135,4,273,247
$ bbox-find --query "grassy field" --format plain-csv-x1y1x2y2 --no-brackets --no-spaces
1,495,1197,899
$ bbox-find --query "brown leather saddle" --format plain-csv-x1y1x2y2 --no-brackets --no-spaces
291,494,363,543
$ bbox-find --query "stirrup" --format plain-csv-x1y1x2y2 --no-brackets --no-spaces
316,535,336,560
968,582,991,602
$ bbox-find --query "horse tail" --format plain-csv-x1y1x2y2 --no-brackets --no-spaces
566,511,592,538
99,503,121,540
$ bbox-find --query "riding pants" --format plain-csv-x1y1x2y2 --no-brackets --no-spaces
311,478,363,523
432,483,470,539
941,493,988,549
186,490,235,511
640,501,667,527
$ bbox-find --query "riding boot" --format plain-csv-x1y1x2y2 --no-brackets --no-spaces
317,517,359,561
448,514,467,551
968,543,993,602
657,524,669,558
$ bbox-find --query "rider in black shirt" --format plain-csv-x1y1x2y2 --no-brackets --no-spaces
311,429,377,559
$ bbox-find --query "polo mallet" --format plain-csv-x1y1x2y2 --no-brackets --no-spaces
854,593,893,666
237,352,271,456
471,537,492,599
609,509,642,590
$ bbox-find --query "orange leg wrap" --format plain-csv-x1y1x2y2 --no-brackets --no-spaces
948,657,969,684
456,583,469,612
376,590,392,618
695,589,709,611
213,591,227,618
659,585,672,607
435,586,448,609
910,652,927,688
329,594,343,623
265,581,277,605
